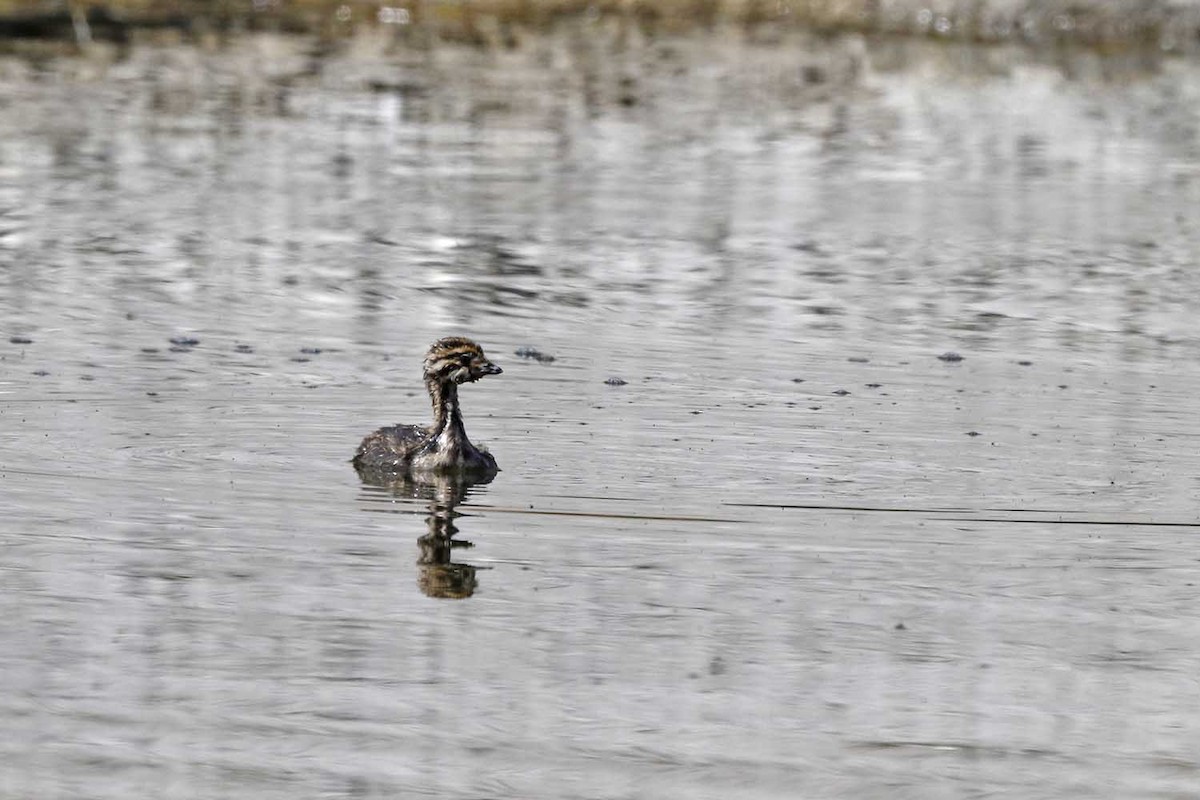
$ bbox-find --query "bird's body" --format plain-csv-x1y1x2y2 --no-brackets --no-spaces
353,337,501,477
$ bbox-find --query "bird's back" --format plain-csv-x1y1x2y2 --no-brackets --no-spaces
353,423,429,469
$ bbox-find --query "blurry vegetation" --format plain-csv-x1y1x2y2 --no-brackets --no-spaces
0,0,1198,51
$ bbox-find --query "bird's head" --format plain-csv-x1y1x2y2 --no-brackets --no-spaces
423,337,502,386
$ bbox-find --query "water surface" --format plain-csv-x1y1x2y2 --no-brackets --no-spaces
3,29,1200,798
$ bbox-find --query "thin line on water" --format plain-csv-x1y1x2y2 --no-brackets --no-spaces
360,504,748,524
543,493,649,502
939,516,1200,528
725,502,1200,528
1,466,111,481
724,501,975,514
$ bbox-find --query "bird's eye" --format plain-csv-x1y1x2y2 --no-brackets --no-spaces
459,353,474,366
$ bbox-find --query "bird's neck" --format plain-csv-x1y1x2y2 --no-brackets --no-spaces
427,378,466,440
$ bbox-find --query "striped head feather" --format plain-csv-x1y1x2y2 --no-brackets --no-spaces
423,337,502,385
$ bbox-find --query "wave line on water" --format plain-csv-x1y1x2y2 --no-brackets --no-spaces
939,516,1200,528
724,501,977,514
359,504,748,524
725,502,1200,528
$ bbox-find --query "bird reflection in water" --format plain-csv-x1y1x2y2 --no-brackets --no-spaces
354,464,494,599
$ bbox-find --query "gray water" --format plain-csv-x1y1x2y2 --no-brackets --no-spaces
3,27,1200,799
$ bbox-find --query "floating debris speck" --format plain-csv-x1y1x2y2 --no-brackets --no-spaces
515,346,556,363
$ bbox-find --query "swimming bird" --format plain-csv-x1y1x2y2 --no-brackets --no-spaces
353,336,502,476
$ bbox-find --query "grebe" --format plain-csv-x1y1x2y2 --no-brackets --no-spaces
353,337,502,475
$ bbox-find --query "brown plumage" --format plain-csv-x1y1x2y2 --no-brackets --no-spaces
353,337,502,476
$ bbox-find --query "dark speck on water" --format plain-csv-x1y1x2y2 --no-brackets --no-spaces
832,389,852,396
169,336,200,347
966,430,982,437
235,344,255,353
937,352,964,362
604,377,628,386
9,336,33,344
515,346,555,363
300,347,323,355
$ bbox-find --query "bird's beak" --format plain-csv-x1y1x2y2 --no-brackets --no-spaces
482,363,502,376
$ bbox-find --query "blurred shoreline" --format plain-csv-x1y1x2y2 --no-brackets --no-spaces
2,0,1200,55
